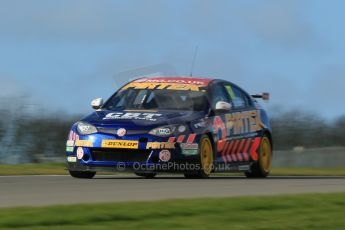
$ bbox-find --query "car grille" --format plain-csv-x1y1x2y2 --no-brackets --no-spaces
97,127,148,135
90,148,152,163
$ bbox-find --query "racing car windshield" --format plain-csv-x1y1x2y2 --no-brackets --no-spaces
103,89,209,111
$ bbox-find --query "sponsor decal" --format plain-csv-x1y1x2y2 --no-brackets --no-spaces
159,150,171,162
117,128,126,137
177,125,186,133
75,140,93,147
220,138,260,163
186,134,197,143
181,149,198,156
180,143,199,156
168,137,176,142
250,137,261,161
67,156,77,163
146,142,175,149
68,131,79,141
180,143,199,150
66,140,75,147
103,112,162,121
122,82,201,91
224,110,264,135
213,110,264,154
76,147,84,160
102,140,139,149
177,135,186,143
134,78,209,85
66,146,74,152
242,139,252,161
194,120,207,129
213,116,227,152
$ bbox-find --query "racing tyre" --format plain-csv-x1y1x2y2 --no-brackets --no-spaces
184,134,214,179
69,171,96,179
135,172,157,179
245,135,272,178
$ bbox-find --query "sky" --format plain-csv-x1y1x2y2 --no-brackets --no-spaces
0,0,345,119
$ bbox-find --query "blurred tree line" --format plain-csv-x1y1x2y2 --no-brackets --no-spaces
0,107,344,163
271,110,345,150
0,105,80,164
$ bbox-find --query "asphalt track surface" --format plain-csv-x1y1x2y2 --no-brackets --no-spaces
1,175,345,208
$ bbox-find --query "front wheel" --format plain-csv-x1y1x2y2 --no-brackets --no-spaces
69,171,96,179
184,134,214,179
245,136,272,178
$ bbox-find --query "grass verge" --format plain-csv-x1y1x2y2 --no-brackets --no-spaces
0,193,344,229
0,163,66,176
0,163,344,176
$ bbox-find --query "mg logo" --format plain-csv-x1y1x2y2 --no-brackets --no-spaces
117,128,126,137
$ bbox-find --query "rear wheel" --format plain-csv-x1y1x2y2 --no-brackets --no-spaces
245,136,272,178
184,135,214,179
135,172,157,179
69,171,96,179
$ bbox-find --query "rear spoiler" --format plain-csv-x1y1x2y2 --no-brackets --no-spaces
251,93,270,101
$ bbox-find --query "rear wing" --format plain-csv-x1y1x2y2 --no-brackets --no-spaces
251,92,270,101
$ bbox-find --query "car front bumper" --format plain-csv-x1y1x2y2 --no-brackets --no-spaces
65,132,201,172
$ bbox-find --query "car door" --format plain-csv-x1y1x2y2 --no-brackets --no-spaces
222,83,259,163
208,82,233,163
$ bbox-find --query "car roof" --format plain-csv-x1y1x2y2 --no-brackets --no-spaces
132,76,215,86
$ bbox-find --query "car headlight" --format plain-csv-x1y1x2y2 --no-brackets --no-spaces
77,122,98,135
149,125,186,137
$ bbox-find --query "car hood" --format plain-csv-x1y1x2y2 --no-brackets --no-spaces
81,110,206,128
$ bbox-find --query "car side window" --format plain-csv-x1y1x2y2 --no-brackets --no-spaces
224,84,249,109
210,83,230,108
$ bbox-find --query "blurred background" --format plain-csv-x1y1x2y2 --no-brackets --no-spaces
0,0,344,167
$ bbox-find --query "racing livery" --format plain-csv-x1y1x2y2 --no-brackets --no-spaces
66,77,272,179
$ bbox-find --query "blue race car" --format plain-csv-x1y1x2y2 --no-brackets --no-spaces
66,77,272,179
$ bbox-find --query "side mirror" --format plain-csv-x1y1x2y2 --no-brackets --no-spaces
215,101,232,112
91,98,103,110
